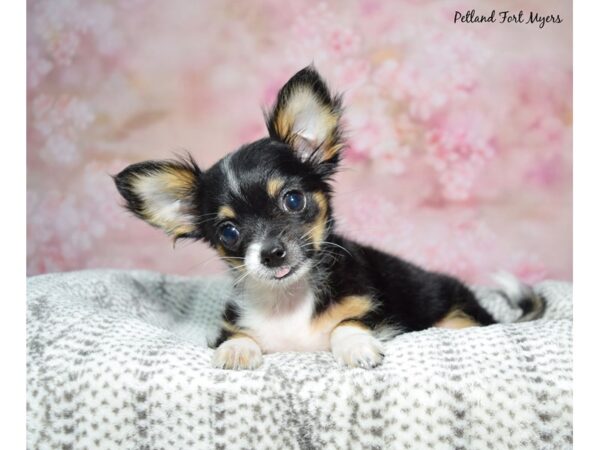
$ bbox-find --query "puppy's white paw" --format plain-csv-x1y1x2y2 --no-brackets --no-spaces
212,336,263,370
330,326,384,369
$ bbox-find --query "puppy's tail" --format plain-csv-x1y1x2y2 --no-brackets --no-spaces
493,272,546,322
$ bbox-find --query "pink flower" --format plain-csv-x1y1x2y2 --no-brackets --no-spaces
426,113,496,201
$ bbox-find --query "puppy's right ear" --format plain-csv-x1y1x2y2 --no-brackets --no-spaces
113,157,203,240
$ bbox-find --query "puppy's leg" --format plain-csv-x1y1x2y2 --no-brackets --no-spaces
330,320,384,369
212,333,263,370
435,283,497,330
435,309,479,329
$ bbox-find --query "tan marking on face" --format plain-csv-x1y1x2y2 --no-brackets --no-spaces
308,191,328,250
266,178,285,198
217,205,236,220
435,309,479,329
311,295,373,334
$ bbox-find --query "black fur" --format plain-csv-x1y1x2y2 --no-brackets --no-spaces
310,235,497,331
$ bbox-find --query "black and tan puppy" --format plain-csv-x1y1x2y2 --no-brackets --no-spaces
114,66,544,370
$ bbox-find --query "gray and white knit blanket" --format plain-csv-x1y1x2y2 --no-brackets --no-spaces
27,269,572,449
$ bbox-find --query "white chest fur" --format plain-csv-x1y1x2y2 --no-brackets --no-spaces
235,279,331,353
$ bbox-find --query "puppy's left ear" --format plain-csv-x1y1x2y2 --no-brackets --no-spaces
266,66,344,167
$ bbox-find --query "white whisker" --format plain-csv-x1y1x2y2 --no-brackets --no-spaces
320,240,353,257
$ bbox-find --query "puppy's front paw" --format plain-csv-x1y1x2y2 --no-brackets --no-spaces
212,336,263,370
331,327,384,369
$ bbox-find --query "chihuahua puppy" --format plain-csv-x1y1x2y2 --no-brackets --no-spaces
114,66,545,370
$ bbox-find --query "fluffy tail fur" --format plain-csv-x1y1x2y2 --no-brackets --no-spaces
493,272,546,322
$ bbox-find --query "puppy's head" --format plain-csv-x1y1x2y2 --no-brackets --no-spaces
114,66,345,286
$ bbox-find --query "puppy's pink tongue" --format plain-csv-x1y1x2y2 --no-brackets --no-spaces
275,266,291,279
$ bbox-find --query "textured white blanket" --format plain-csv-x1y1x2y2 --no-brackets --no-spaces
27,269,572,449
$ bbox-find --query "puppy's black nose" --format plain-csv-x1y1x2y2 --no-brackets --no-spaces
261,239,287,268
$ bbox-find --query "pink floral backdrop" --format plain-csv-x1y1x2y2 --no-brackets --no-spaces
27,0,572,284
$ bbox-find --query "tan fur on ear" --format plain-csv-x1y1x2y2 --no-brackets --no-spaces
217,205,236,220
125,164,199,238
267,67,344,165
272,87,341,162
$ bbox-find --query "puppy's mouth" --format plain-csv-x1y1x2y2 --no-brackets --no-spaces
245,260,311,286
273,265,294,280
245,241,310,284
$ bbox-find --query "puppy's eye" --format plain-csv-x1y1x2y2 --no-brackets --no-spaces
219,223,240,247
283,190,306,212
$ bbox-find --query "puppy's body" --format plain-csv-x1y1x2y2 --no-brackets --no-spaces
217,234,496,344
115,66,544,370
